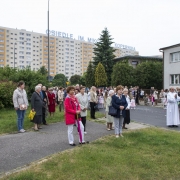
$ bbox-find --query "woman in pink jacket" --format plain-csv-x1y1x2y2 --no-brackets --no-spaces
64,86,85,146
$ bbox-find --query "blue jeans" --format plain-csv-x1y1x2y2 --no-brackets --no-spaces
16,109,26,131
114,116,124,135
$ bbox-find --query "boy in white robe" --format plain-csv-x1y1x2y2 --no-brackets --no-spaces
166,87,180,127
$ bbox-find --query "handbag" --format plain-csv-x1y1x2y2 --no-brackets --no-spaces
108,106,117,116
28,110,36,121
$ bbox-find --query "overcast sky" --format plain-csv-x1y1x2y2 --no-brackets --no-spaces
0,0,180,55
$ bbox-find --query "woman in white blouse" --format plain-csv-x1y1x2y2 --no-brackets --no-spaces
123,88,131,129
76,86,89,134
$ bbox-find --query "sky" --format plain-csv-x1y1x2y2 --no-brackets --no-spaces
0,0,180,55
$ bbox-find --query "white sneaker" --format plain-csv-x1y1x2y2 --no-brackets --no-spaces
84,132,87,134
116,135,119,138
22,129,26,132
19,129,25,133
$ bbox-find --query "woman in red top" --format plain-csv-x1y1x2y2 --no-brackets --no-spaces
47,88,56,116
64,86,85,146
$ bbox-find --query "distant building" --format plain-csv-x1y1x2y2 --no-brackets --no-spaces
0,26,139,79
159,43,180,89
113,55,162,68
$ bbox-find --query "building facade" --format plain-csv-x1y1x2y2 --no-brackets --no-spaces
0,26,139,79
159,44,180,89
114,55,162,68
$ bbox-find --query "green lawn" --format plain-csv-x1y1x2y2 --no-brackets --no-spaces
3,128,180,180
0,107,104,134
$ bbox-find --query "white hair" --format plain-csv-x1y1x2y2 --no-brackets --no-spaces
35,85,41,91
108,90,114,95
123,88,128,92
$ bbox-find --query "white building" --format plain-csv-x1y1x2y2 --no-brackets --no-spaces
160,43,180,89
0,26,139,79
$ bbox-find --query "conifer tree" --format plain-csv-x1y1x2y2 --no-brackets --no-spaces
85,61,95,87
95,62,107,87
93,28,115,86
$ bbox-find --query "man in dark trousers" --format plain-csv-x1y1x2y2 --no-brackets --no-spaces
136,86,140,105
41,86,48,125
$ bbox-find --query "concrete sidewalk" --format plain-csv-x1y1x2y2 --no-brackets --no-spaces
0,120,149,176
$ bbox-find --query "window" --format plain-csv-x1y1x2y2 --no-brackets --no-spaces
19,37,24,40
20,32,24,35
0,29,4,32
170,74,180,85
171,52,180,62
19,51,24,54
19,56,24,59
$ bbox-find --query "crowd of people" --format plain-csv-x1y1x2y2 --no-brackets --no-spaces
12,81,180,145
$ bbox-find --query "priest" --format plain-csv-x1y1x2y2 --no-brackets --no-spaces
166,87,180,127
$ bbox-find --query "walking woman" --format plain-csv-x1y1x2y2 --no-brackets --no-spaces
64,86,85,146
90,86,97,119
31,85,44,131
47,88,56,116
13,81,29,133
112,85,128,138
106,90,114,130
76,86,88,134
123,88,131,129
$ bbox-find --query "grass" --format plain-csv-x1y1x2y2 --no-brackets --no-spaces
0,107,104,134
2,128,180,180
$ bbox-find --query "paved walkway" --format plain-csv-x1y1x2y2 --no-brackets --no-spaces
0,120,148,176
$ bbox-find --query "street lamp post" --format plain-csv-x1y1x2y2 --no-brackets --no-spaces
48,0,50,81
14,41,27,68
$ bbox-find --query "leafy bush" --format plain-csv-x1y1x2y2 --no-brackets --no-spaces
0,81,17,109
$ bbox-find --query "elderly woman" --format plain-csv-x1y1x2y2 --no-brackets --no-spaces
90,86,97,119
31,85,44,131
13,81,29,133
123,88,131,129
112,85,128,138
64,86,85,146
106,90,114,130
76,86,88,134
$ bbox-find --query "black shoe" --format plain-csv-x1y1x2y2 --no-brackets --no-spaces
173,125,179,127
43,123,48,125
73,124,76,126
168,125,173,127
69,143,76,146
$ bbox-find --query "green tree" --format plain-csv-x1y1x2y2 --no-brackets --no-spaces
70,74,81,85
52,73,67,87
85,61,95,87
38,66,48,76
95,62,107,87
79,72,87,86
111,62,135,87
93,28,115,86
134,61,163,89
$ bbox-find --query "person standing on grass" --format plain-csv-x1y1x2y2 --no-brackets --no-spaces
76,86,88,134
58,87,64,112
47,88,56,116
90,86,97,119
64,86,85,146
41,86,48,125
166,87,180,127
106,90,114,131
31,85,44,131
13,81,28,133
112,85,128,138
123,88,131,129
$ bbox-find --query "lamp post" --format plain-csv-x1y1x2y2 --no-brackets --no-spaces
48,0,50,81
13,41,27,68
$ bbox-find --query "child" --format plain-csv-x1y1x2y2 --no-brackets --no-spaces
99,93,104,109
144,94,149,106
130,97,136,109
151,94,155,106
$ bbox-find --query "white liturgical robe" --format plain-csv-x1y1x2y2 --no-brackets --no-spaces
166,92,180,126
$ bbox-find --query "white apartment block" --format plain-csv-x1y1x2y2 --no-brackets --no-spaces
0,26,139,79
